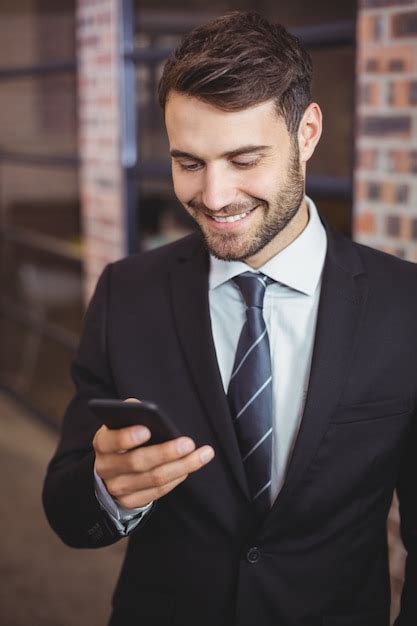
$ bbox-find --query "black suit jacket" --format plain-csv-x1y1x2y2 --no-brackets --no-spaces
43,218,417,626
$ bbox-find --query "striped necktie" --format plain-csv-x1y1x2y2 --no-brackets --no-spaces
227,271,274,516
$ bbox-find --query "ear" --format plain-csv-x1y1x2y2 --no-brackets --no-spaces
297,103,322,164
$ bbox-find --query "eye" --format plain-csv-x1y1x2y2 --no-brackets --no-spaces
177,161,203,172
232,159,260,169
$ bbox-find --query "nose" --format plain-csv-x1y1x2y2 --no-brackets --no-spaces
201,165,236,212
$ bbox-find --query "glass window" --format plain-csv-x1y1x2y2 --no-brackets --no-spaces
0,74,77,157
0,313,77,419
1,163,80,242
1,0,76,68
0,0,80,425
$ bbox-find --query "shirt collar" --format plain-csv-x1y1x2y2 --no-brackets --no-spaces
209,196,327,296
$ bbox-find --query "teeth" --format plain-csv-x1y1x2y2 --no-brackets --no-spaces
212,211,249,223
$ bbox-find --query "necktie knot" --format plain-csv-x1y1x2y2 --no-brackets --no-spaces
233,272,272,309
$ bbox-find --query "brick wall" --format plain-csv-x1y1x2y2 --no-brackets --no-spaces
354,1,417,621
354,0,417,262
76,0,126,302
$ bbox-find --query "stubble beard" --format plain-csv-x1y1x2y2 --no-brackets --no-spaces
187,143,306,262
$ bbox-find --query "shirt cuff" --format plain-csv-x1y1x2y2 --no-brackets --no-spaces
94,466,153,536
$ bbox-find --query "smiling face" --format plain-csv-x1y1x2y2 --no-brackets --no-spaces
165,91,321,267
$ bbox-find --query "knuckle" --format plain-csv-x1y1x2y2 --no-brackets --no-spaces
125,454,137,472
119,492,145,509
127,451,143,473
103,478,117,497
116,494,132,509
151,474,186,500
107,476,127,498
150,467,166,488
175,474,188,486
155,483,170,498
156,475,184,498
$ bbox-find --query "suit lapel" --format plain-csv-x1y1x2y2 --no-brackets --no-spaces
169,236,250,501
266,220,369,522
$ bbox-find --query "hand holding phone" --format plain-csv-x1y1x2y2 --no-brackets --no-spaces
91,397,215,509
88,398,182,445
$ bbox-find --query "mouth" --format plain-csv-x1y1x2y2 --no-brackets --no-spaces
205,206,258,224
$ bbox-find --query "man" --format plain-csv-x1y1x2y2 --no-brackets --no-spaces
43,11,417,626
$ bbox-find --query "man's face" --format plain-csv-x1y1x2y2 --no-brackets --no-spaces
165,91,306,265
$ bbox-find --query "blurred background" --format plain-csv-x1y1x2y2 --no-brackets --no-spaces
0,0,415,624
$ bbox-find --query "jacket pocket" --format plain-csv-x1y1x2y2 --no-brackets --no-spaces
331,398,412,424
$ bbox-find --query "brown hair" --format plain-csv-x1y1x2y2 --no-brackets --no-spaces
158,11,313,135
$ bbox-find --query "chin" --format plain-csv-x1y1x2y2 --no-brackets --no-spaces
204,234,262,262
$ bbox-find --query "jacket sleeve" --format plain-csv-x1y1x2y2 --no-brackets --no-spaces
42,263,152,548
394,408,417,625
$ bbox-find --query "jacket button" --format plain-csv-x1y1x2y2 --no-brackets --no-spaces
246,547,260,564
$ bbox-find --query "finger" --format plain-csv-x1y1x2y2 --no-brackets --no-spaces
114,474,188,509
93,423,151,454
104,445,215,494
96,435,197,477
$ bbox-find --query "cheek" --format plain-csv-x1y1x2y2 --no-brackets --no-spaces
241,169,278,200
172,173,199,204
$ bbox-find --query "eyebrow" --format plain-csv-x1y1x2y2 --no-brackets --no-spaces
170,144,272,161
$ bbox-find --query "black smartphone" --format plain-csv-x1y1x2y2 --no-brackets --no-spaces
88,399,181,446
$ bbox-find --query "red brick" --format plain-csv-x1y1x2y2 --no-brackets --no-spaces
388,80,410,107
387,150,417,173
382,182,395,204
95,53,113,65
358,149,378,170
358,14,383,43
354,212,376,234
381,183,409,206
355,179,368,201
95,11,112,26
360,81,381,106
78,35,99,47
77,0,125,306
359,46,415,74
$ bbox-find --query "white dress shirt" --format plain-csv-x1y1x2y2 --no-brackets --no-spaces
95,195,327,526
209,196,327,502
